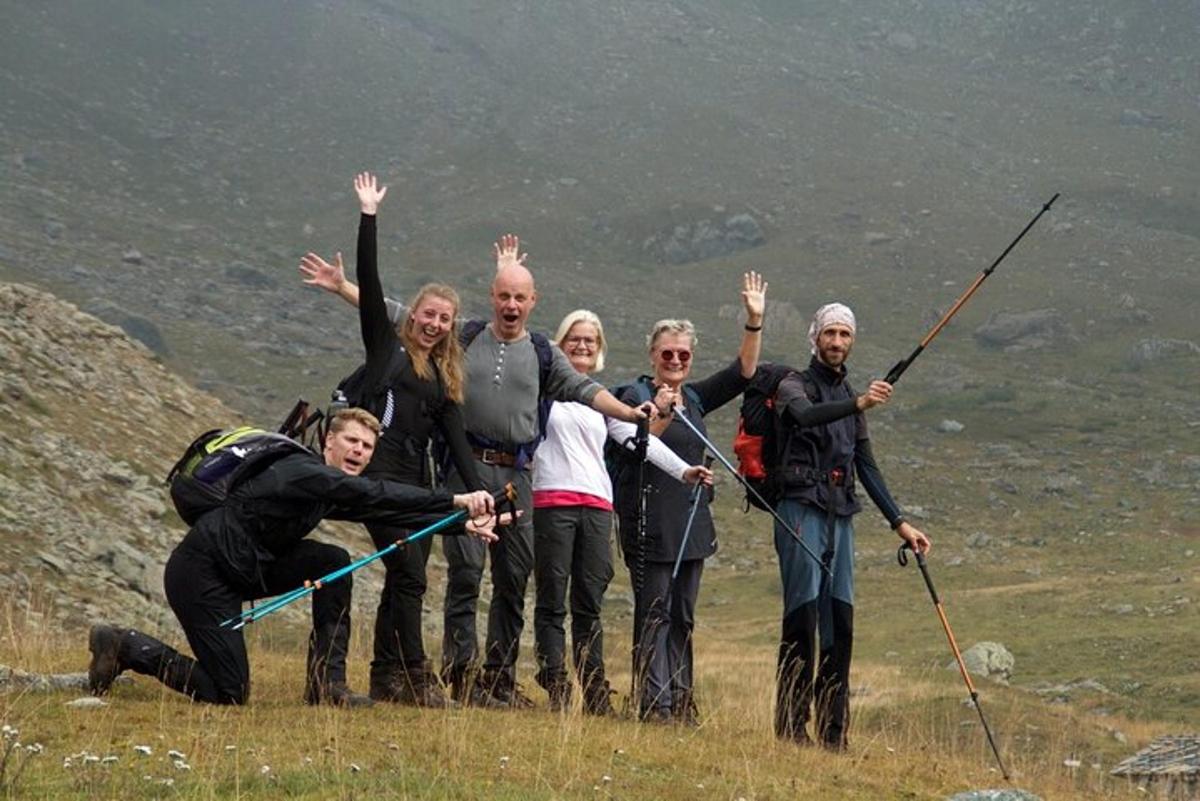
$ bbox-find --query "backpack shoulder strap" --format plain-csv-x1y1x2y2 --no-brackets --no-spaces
460,319,486,348
529,331,554,392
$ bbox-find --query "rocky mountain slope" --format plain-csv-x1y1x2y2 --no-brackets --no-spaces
0,282,384,635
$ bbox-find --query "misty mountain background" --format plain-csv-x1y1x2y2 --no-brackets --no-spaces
2,1,1197,502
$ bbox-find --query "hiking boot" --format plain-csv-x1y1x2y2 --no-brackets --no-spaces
305,682,374,709
673,694,701,728
546,680,572,712
87,625,125,696
639,706,673,725
477,670,535,710
582,679,616,717
372,666,454,708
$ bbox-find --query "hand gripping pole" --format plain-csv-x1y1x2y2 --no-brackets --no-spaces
670,404,829,577
221,483,517,629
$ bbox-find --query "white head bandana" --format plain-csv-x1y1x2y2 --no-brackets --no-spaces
808,303,857,354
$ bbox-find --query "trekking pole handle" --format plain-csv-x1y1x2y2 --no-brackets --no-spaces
897,542,940,606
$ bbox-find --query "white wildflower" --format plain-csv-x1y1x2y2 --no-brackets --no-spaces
601,774,612,783
168,749,186,760
349,763,361,773
173,759,191,771
224,745,237,752
260,765,272,775
133,744,152,756
499,755,510,769
1,725,17,739
101,755,118,764
1063,758,1082,768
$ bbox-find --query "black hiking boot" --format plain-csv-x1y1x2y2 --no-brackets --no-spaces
87,625,125,696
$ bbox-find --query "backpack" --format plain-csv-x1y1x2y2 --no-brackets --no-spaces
603,375,703,487
733,362,801,512
430,319,556,480
165,426,311,525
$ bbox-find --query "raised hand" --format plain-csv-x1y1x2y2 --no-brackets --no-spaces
299,251,346,294
741,270,767,324
493,233,527,273
354,171,388,215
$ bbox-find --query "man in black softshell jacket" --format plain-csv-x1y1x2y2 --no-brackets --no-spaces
86,408,498,708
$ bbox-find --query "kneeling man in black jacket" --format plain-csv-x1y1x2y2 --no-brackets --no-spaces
87,408,498,708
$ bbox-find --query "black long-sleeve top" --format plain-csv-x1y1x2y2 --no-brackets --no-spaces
181,452,459,592
613,359,751,563
775,357,903,526
356,214,482,490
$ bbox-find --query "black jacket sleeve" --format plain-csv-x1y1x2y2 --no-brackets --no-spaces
271,456,458,528
776,374,859,428
356,213,397,386
854,437,904,528
689,358,751,416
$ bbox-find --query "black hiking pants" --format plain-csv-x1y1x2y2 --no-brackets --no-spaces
121,539,353,705
366,521,433,687
532,505,614,693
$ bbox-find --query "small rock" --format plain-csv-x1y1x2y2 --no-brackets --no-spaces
938,419,964,434
945,789,1042,801
121,249,145,265
66,697,108,709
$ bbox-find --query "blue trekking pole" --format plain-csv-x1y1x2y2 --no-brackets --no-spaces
222,483,516,629
671,455,714,581
670,404,830,577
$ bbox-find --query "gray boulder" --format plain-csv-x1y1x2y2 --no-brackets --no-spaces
974,309,1074,351
955,642,1014,685
643,213,766,265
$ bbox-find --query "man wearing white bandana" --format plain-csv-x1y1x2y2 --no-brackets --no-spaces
771,302,931,749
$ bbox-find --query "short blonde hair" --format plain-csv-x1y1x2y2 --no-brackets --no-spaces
553,309,607,373
646,318,697,351
328,407,381,437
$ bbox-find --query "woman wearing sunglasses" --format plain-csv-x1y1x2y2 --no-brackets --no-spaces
614,272,767,724
531,310,712,715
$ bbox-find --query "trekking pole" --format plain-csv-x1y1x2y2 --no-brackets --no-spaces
884,193,1059,386
671,455,715,581
222,483,517,629
630,416,650,705
897,542,1010,781
669,405,830,577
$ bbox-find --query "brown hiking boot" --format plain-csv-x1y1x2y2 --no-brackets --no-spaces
372,667,454,708
582,679,616,717
87,625,125,696
477,670,535,710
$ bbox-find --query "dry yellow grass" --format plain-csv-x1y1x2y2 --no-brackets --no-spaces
0,590,1167,801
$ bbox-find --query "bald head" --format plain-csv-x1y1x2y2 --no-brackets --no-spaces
491,264,537,341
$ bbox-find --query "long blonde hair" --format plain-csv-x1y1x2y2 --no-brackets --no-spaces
398,283,466,404
553,309,607,373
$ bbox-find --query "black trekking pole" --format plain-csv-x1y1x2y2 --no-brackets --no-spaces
884,193,1059,386
669,405,830,577
630,416,650,706
897,542,1010,781
671,455,715,581
222,483,517,629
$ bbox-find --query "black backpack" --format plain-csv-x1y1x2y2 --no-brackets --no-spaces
733,363,800,511
603,376,703,487
165,426,311,525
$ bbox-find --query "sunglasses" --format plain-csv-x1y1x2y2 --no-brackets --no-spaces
657,348,692,363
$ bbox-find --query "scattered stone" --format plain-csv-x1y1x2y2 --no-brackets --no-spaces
946,791,1042,801
938,419,964,434
224,262,277,289
974,309,1075,351
643,213,765,265
955,642,1014,684
121,249,145,265
1,664,131,693
1128,337,1200,369
65,697,108,709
